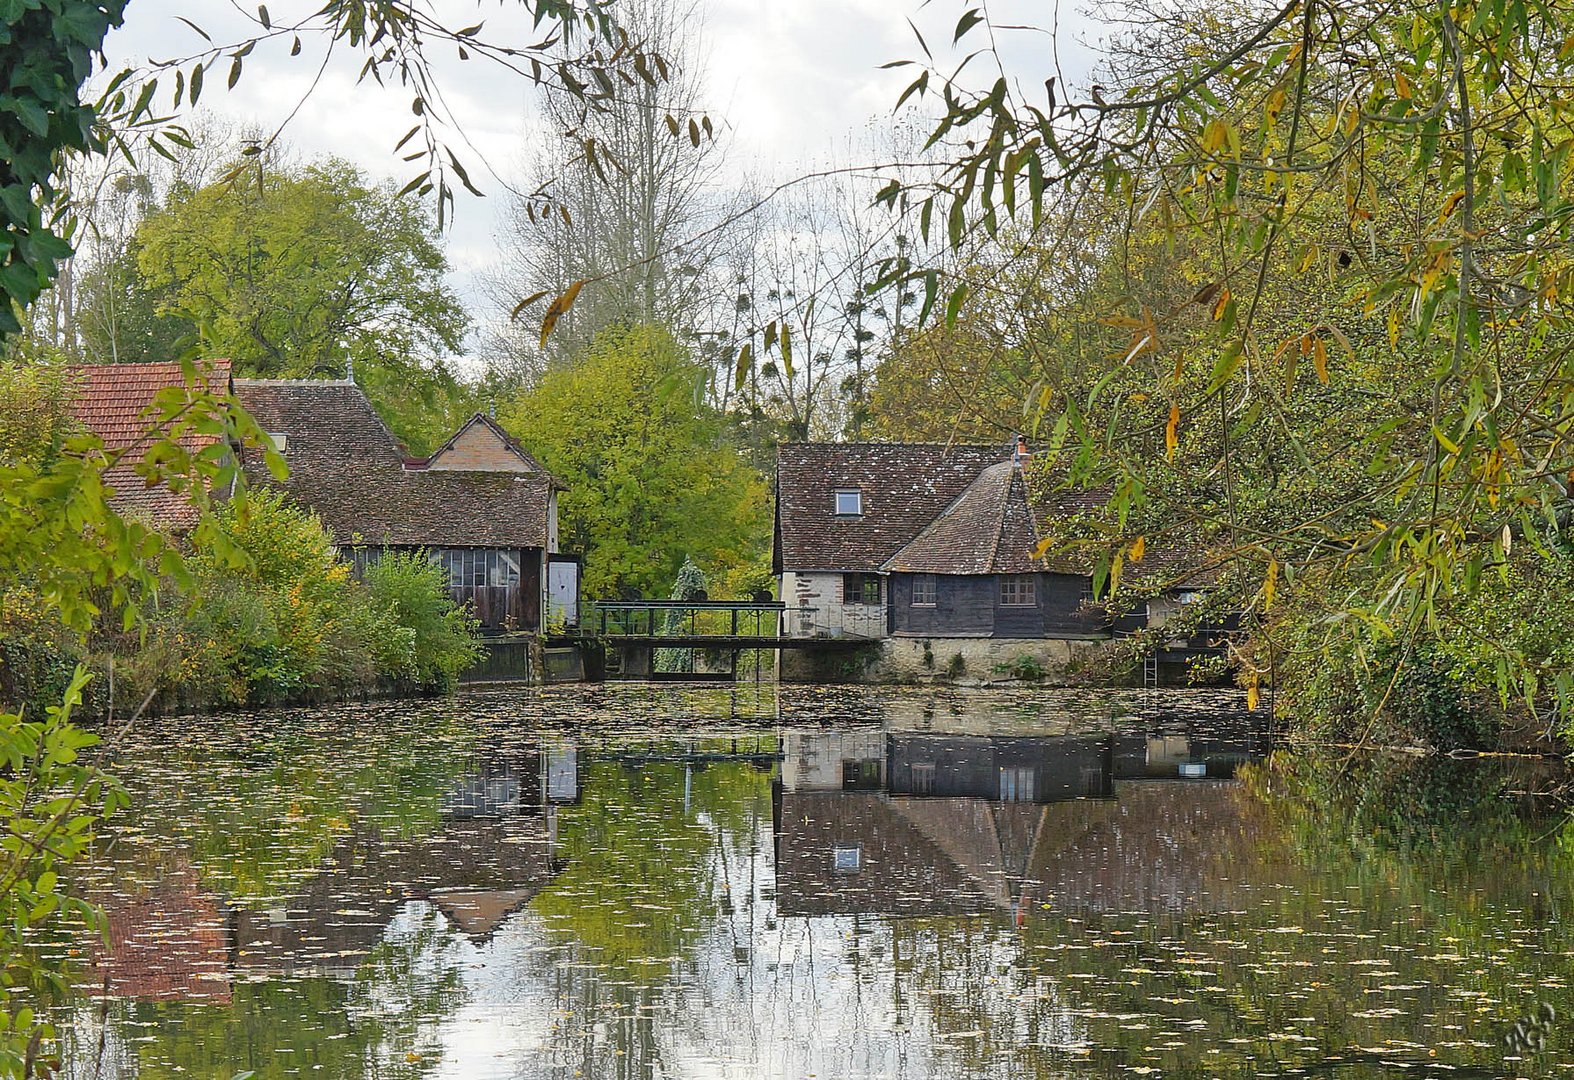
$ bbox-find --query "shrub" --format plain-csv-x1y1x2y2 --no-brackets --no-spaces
993,653,1048,682
943,652,967,681
362,552,481,690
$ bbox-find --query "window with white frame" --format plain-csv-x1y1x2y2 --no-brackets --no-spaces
834,489,863,516
911,573,937,606
999,574,1037,606
267,433,288,453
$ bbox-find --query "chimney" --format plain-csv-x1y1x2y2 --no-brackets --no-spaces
1013,434,1031,467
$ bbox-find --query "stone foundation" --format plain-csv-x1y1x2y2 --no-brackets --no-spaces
778,635,1110,684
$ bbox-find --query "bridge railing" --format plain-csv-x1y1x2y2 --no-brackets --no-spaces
591,600,790,639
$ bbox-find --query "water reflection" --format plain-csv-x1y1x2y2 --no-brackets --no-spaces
56,686,1574,1080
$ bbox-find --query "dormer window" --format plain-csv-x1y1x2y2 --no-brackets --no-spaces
834,489,862,516
267,433,288,453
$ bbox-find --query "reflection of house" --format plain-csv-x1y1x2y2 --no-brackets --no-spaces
774,728,1265,917
91,744,579,993
234,380,576,632
87,856,233,1003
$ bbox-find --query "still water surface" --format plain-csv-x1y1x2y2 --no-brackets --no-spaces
59,684,1574,1079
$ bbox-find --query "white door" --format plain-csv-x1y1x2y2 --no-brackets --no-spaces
547,559,579,628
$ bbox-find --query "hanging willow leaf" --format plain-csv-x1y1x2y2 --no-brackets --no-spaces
510,290,549,321
539,280,586,347
734,342,753,391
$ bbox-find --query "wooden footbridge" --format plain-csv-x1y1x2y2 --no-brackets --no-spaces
590,599,875,679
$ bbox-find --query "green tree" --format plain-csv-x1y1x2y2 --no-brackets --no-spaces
500,325,769,598
133,157,471,452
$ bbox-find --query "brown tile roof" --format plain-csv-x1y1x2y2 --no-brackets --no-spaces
67,360,233,530
233,379,557,549
883,461,1044,574
774,443,1006,572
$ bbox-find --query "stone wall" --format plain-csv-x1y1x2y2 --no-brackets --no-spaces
779,634,1109,685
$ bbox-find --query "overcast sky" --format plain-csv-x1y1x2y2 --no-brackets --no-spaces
102,1,1105,351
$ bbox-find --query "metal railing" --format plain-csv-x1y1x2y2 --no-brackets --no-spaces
779,603,887,640
592,600,788,639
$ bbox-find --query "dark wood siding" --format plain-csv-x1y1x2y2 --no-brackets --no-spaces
889,573,994,636
890,571,1108,638
1038,572,1106,635
346,545,543,633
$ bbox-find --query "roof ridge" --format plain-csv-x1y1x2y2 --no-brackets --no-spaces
984,466,1011,572
231,377,355,386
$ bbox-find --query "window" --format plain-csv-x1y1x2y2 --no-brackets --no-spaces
267,432,288,453
842,758,882,790
843,573,882,605
1000,574,1037,607
833,845,862,873
911,573,937,606
999,766,1037,802
431,548,522,591
910,762,936,794
834,489,863,516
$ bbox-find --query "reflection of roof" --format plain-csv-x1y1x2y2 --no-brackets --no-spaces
774,443,1004,572
429,887,544,941
88,858,233,1003
234,380,556,548
883,462,1043,575
776,791,1000,916
775,780,1262,918
230,810,562,973
67,360,233,530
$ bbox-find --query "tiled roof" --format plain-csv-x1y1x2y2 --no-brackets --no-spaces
67,360,233,530
774,443,1006,572
883,461,1044,574
233,379,557,549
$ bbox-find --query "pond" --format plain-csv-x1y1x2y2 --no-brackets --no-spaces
52,684,1574,1079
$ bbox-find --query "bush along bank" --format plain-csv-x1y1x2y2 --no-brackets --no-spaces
0,491,482,718
1254,546,1574,754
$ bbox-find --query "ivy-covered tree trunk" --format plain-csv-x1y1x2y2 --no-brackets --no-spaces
655,556,708,674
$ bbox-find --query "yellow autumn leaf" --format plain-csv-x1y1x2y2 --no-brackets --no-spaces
1438,189,1466,222
1265,558,1278,610
539,279,586,348
1129,535,1146,562
1165,403,1180,459
1312,336,1329,384
1246,683,1260,711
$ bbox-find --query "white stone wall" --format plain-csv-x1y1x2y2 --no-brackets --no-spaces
778,571,887,639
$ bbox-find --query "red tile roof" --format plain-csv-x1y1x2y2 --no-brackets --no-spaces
67,360,233,530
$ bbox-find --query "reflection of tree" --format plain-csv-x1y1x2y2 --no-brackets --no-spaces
98,708,478,903
528,753,773,1078
65,903,465,1080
